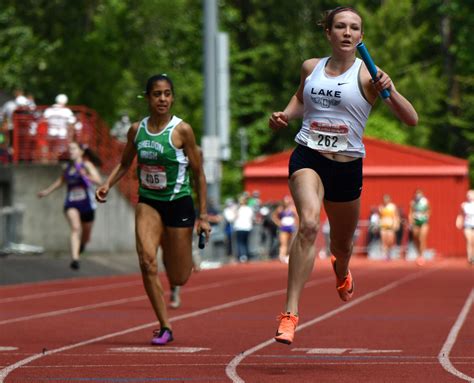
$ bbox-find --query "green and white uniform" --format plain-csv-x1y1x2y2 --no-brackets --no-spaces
134,116,191,201
412,197,429,226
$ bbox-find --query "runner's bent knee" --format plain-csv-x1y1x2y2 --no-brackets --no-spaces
138,254,158,275
298,218,319,244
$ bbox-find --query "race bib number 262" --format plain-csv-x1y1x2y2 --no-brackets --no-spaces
308,121,349,152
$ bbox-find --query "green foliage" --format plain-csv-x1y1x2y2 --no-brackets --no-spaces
0,6,57,93
1,0,473,191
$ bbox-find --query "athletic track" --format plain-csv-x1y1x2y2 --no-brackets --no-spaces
0,257,473,382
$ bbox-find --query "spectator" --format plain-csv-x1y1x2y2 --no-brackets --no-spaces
43,94,77,160
0,89,29,157
111,112,131,143
248,190,261,213
394,206,408,259
233,194,254,262
456,189,474,265
26,93,36,110
379,194,400,260
367,206,380,246
366,206,381,259
207,198,223,227
408,189,430,265
223,198,237,259
0,130,8,163
260,202,279,259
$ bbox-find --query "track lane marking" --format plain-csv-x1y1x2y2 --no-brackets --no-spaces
225,266,442,383
4,361,474,369
0,295,146,325
0,274,335,382
0,274,141,292
0,280,142,304
0,268,270,304
438,288,474,382
0,273,278,325
0,265,446,382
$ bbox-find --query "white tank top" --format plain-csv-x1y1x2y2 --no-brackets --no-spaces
295,57,372,157
462,201,474,227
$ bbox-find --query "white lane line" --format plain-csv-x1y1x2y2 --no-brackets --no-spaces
225,266,441,383
5,352,471,360
109,347,211,353
292,347,403,354
6,361,473,369
0,273,140,291
0,347,17,351
0,296,146,325
0,273,276,325
0,268,274,304
438,288,474,383
0,274,333,382
0,268,272,304
0,280,142,304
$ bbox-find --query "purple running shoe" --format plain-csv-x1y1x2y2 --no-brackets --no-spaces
151,328,174,345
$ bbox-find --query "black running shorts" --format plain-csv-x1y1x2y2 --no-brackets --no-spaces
138,195,196,227
288,144,363,202
64,207,95,223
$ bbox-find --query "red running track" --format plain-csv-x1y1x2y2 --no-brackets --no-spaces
0,257,473,382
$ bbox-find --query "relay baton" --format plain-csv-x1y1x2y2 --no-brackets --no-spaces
198,231,206,249
356,42,390,99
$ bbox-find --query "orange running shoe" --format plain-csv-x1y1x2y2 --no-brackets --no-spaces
274,312,299,345
331,255,354,302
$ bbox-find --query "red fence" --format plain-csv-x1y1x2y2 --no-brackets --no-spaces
11,105,138,205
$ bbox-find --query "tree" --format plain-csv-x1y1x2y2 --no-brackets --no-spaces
1,0,472,192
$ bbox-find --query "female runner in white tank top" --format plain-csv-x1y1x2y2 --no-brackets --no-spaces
269,6,418,345
456,189,474,264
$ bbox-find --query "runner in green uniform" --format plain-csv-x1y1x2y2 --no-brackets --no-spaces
408,189,430,265
96,74,211,345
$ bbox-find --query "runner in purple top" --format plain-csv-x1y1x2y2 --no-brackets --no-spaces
272,195,298,264
38,142,102,269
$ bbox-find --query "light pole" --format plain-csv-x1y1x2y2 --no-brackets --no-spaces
203,0,230,207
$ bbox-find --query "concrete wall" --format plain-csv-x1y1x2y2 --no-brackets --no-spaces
0,166,12,206
9,164,135,253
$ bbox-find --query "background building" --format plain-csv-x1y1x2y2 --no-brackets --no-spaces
244,137,469,257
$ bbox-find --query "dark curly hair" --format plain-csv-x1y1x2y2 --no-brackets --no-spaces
145,74,174,96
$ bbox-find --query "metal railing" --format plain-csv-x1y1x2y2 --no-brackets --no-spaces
0,205,43,256
11,106,139,205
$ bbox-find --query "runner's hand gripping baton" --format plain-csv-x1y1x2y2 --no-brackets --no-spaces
198,231,206,249
356,42,390,99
